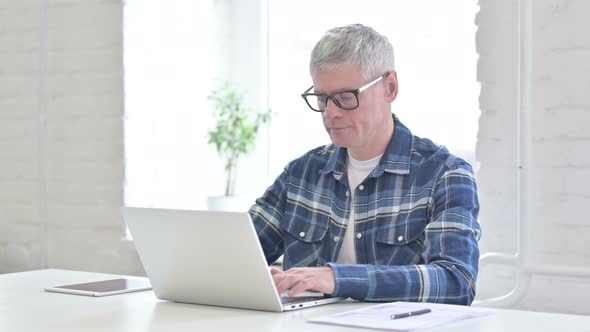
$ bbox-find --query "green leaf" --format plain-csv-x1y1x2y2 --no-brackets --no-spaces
206,82,273,196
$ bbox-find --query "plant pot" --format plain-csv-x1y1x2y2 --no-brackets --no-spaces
206,195,254,212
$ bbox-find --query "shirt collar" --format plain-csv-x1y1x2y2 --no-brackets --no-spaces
319,113,412,179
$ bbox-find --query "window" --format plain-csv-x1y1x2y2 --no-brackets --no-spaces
124,0,479,208
124,0,232,209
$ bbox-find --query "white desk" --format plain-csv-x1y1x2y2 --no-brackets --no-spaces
1,269,589,332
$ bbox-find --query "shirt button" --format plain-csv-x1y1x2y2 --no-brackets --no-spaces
345,191,350,197
398,235,404,242
334,236,340,242
356,233,362,239
359,185,365,190
299,231,305,237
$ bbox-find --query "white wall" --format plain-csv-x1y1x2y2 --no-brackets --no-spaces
1,0,589,315
0,0,143,275
476,0,590,315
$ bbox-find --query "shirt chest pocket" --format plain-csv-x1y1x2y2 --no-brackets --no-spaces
374,213,428,265
280,212,329,269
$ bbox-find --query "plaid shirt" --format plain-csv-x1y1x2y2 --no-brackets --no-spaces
249,114,481,305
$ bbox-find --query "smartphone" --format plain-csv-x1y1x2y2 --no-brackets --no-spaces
44,278,152,297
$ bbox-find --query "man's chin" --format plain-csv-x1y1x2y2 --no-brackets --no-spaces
329,137,351,148
326,129,354,147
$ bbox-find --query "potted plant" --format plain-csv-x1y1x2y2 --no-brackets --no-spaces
206,82,271,211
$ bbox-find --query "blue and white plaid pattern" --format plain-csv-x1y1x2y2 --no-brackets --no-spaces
249,114,481,305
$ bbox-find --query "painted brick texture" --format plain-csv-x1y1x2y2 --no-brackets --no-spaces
0,0,143,276
477,0,590,315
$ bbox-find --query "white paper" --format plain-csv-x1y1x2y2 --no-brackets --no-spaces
308,301,495,331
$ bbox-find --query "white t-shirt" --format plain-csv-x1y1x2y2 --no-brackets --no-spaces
336,151,383,264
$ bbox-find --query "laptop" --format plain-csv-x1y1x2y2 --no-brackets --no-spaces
123,207,346,312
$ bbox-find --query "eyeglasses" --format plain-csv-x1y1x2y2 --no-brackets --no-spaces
301,72,389,112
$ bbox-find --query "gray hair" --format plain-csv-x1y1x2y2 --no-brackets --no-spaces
310,24,395,81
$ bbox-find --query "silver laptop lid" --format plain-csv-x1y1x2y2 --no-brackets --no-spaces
124,207,284,312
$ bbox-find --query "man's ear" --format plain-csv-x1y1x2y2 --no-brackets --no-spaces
385,71,398,103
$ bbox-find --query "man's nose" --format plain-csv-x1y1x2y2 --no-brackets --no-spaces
323,99,342,119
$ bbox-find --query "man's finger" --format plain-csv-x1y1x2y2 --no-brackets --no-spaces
274,272,301,294
288,278,313,297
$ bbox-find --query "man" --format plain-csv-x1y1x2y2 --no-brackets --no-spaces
249,24,481,305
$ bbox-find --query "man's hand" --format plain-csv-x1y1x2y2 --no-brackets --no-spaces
270,266,336,296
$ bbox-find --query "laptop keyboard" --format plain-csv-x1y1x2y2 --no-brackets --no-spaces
281,296,326,304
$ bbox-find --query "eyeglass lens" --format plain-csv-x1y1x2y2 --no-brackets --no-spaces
308,91,358,111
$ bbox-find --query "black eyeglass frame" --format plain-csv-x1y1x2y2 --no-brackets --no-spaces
300,72,390,112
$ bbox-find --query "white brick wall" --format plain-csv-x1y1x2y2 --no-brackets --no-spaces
0,1,41,273
476,0,590,315
0,0,143,276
